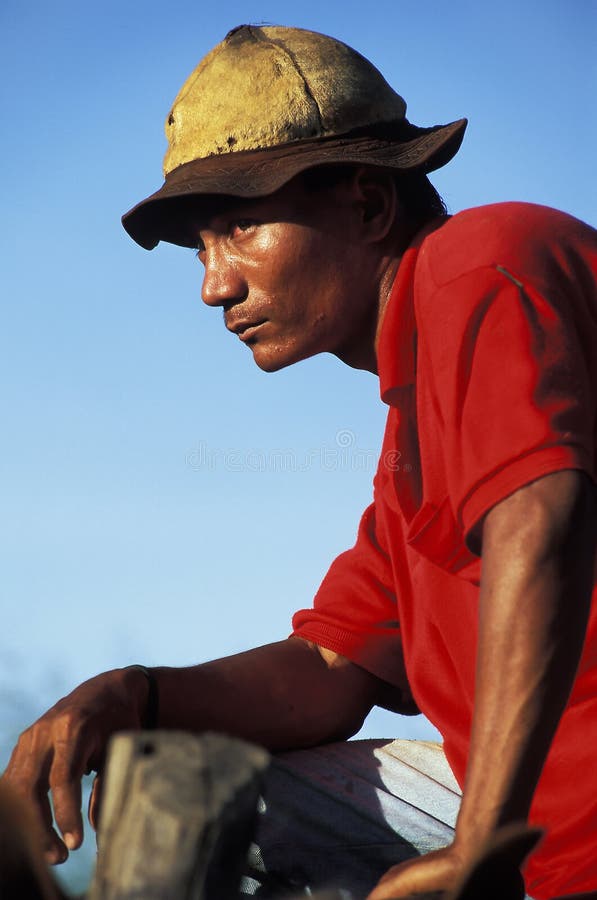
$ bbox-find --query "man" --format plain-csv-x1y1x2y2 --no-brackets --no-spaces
3,25,597,900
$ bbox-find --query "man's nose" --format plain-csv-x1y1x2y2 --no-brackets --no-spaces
201,249,247,308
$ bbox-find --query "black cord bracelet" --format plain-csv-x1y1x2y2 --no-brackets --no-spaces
127,664,159,730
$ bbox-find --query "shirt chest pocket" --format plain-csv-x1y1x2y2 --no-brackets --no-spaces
404,494,480,582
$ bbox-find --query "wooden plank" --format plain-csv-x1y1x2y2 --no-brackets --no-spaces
88,730,269,900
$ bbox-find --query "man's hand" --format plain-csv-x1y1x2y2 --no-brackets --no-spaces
368,824,542,900
367,844,464,898
1,638,388,866
1,667,148,864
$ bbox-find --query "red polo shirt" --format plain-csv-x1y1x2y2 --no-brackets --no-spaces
292,202,597,899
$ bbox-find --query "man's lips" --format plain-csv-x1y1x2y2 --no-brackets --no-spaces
226,318,268,341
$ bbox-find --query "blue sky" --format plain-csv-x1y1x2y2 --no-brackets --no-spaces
1,0,595,884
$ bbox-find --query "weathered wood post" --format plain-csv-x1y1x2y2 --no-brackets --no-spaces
88,730,270,900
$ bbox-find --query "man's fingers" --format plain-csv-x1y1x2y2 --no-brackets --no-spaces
6,776,78,865
49,765,84,853
2,732,64,861
44,831,69,865
88,772,104,830
3,668,141,865
36,791,69,864
366,849,463,899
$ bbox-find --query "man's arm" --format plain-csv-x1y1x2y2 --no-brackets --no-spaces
369,469,597,899
151,638,387,747
2,636,386,865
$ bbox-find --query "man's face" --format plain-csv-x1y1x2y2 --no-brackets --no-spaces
194,176,381,372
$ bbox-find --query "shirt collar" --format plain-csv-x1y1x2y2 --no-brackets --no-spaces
378,217,447,403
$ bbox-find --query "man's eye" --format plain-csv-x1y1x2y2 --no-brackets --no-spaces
231,219,255,236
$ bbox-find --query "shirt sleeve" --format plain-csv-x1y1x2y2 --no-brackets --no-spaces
418,263,597,545
291,497,407,689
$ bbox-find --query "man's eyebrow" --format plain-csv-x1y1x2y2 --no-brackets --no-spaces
191,196,262,232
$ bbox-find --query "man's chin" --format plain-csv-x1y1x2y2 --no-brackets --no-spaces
250,344,313,373
252,354,293,373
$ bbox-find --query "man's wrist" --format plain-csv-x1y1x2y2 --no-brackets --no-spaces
125,664,159,729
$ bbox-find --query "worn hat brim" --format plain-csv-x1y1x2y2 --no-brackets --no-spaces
122,118,467,250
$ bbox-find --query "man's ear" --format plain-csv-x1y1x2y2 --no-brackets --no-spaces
350,167,398,244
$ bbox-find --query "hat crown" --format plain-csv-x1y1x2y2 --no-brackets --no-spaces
163,25,407,176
